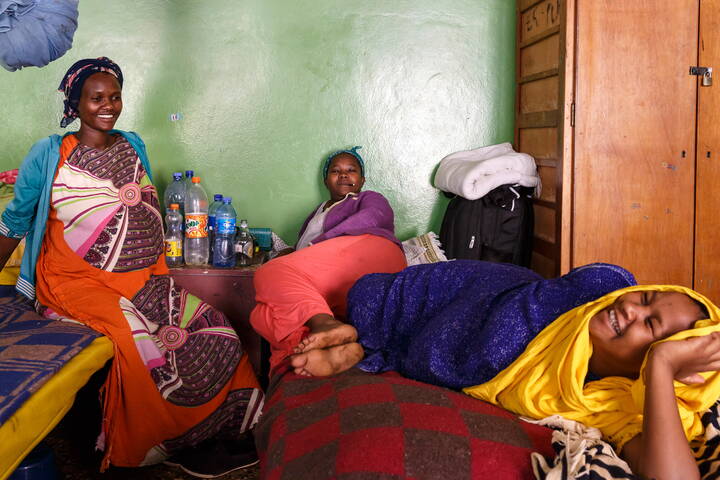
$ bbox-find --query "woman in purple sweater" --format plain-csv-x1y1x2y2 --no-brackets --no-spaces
250,147,407,378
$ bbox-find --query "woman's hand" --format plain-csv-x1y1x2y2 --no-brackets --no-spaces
649,332,720,384
622,332,720,480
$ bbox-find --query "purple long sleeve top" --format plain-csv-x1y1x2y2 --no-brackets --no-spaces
297,190,402,250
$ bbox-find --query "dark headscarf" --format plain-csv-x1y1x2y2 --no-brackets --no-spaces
322,146,365,179
57,57,123,128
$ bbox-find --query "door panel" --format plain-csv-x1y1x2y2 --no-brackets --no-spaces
696,0,720,302
573,0,698,285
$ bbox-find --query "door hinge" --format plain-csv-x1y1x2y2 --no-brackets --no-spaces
690,66,713,86
570,102,575,127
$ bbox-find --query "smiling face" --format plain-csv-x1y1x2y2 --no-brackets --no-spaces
324,153,365,203
588,291,706,378
77,72,122,135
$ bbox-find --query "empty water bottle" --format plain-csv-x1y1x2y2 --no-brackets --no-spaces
235,219,254,266
164,204,183,267
208,194,224,259
184,177,209,265
164,172,185,215
213,197,236,268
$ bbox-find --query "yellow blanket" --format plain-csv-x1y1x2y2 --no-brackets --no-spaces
464,285,720,450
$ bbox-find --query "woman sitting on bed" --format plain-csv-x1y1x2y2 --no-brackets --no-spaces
346,260,720,479
0,58,262,478
250,147,406,378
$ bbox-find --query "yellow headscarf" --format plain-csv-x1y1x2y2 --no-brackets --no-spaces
463,285,720,451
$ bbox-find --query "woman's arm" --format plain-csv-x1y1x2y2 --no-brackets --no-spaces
622,333,720,480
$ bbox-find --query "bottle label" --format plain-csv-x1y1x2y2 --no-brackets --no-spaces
208,215,216,230
235,240,254,258
165,239,182,257
185,214,208,238
217,218,236,235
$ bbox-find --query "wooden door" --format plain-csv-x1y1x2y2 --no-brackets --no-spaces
696,0,720,302
572,0,698,285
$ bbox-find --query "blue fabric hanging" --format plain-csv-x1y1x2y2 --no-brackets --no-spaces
0,0,79,72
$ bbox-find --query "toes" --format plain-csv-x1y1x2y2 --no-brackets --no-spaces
290,353,308,368
294,335,316,353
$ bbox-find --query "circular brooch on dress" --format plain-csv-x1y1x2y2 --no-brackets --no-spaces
157,325,188,351
118,183,142,206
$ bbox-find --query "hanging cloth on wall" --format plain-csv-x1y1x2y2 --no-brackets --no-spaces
0,0,79,72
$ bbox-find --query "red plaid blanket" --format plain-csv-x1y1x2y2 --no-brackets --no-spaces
255,368,554,479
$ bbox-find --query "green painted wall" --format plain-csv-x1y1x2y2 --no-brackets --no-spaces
0,0,516,244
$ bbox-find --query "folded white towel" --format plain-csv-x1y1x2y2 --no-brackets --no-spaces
433,142,540,200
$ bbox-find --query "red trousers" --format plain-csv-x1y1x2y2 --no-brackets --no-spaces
250,234,407,372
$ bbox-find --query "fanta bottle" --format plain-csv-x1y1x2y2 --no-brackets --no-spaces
183,177,209,265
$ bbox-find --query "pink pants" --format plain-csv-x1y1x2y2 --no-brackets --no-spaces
250,234,407,373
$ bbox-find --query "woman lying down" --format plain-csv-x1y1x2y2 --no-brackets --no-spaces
299,260,720,479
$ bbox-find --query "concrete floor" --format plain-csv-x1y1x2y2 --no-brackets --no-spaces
37,366,261,480
44,422,260,480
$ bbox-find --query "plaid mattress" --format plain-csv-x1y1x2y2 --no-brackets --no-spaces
255,368,554,480
0,291,103,425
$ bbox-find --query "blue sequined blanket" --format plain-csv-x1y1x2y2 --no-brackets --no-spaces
0,288,103,425
347,261,636,390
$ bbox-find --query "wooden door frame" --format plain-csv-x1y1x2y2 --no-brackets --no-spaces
559,0,576,274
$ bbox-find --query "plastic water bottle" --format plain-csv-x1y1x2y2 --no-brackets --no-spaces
164,204,184,267
235,219,254,266
208,194,224,259
184,170,194,190
163,172,185,215
213,197,237,268
184,177,209,265
181,170,194,229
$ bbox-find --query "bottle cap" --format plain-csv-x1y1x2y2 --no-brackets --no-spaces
169,203,179,209
223,197,232,203
185,170,194,177
214,194,223,201
173,172,183,180
192,176,201,183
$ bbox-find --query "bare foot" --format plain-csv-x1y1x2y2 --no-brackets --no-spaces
294,314,358,353
290,342,364,376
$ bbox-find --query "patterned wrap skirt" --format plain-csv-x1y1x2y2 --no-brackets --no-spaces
34,135,263,468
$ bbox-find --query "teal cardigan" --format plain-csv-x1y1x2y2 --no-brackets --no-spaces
0,130,153,299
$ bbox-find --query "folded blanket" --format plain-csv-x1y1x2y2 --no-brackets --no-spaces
433,142,540,200
401,232,448,266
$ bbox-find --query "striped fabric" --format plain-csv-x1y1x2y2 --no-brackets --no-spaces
528,416,634,479
0,290,102,425
697,401,720,479
531,403,720,479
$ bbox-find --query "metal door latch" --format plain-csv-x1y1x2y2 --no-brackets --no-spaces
690,66,713,86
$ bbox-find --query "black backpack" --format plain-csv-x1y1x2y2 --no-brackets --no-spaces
439,185,534,267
